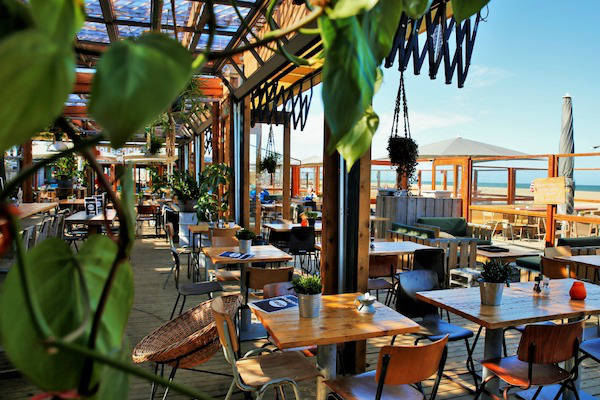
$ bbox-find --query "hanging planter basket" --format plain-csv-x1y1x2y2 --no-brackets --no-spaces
388,70,419,183
259,125,279,174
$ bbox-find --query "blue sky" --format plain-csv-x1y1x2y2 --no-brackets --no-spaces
288,0,600,183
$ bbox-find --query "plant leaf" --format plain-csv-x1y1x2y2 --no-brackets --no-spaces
30,0,84,45
401,0,433,18
326,0,379,19
89,33,192,148
0,0,33,39
451,0,489,22
90,342,130,400
0,236,133,391
336,107,379,170
117,165,136,253
0,30,75,154
322,16,377,154
361,0,406,63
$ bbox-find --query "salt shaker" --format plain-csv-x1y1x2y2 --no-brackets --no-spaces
541,277,551,297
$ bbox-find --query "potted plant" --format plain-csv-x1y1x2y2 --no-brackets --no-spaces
304,211,319,227
292,276,322,318
479,260,511,306
168,170,200,212
259,153,278,174
235,228,256,254
51,153,77,190
387,136,418,192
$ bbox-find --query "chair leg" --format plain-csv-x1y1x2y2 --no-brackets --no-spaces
178,295,187,316
150,363,160,400
390,335,396,345
169,294,181,320
473,375,494,400
530,386,543,400
161,364,178,400
163,263,176,289
502,330,508,357
224,381,236,400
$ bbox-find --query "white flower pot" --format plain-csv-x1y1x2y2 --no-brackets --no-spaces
239,239,252,254
480,282,504,306
298,293,321,318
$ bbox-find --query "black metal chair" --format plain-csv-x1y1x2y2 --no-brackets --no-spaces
412,248,447,288
288,226,318,275
392,270,480,389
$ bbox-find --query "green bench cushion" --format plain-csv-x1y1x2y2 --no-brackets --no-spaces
516,255,541,271
391,223,436,239
557,237,600,248
417,217,467,237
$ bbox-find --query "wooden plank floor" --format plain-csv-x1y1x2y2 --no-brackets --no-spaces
2,230,600,399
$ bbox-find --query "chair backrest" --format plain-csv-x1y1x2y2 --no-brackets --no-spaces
35,218,53,244
412,248,447,288
263,281,296,299
212,227,239,238
288,226,315,252
246,266,294,291
541,256,576,279
375,335,448,385
517,319,583,364
21,225,36,251
50,213,66,238
395,270,439,319
212,235,239,247
544,245,571,258
137,204,158,215
165,222,175,246
212,295,242,359
369,255,397,279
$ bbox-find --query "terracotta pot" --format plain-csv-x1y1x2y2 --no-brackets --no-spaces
569,281,587,300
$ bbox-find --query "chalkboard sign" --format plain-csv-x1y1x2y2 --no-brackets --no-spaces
85,197,97,216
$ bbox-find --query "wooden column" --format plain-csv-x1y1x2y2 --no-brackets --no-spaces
212,102,220,164
442,170,448,190
546,155,558,247
188,141,195,177
453,165,459,198
315,166,321,196
431,163,437,190
199,126,205,172
282,121,291,220
22,140,33,202
242,96,251,228
110,164,117,192
472,169,478,199
254,125,262,234
320,122,339,295
461,158,473,221
417,170,422,194
291,166,300,197
507,168,516,204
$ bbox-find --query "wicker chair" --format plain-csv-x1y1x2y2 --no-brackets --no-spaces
132,294,240,400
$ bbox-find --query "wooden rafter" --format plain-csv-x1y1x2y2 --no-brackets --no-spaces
150,0,164,31
182,1,203,48
188,0,257,8
188,4,211,51
98,0,119,42
85,16,236,36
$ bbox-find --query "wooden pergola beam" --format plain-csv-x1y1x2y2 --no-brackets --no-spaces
98,0,119,42
151,0,164,31
85,16,236,35
188,4,211,51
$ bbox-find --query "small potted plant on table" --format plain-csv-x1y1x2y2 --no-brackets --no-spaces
304,211,319,227
292,276,322,318
235,228,256,254
479,260,511,306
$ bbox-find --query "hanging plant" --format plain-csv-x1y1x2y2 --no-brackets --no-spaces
259,125,279,174
388,70,419,182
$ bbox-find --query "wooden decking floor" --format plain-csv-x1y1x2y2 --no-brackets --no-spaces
2,231,600,399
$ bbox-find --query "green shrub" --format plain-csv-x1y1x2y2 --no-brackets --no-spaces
292,276,322,295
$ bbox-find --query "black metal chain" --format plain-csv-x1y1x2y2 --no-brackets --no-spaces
265,124,275,155
390,69,411,139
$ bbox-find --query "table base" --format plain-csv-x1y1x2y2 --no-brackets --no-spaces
517,385,595,400
317,344,336,400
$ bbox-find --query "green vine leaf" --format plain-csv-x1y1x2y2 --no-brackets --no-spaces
451,0,489,22
90,342,130,400
0,0,33,39
322,16,377,157
401,0,433,18
0,30,75,154
326,0,379,19
118,165,136,252
30,0,85,45
89,33,192,148
362,0,406,63
0,236,133,392
336,107,379,170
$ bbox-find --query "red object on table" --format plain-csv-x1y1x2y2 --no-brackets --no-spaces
569,281,587,300
300,217,308,227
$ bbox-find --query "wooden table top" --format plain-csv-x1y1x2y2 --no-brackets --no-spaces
202,245,292,265
417,279,600,330
477,246,540,261
66,209,117,224
369,216,390,222
559,255,600,268
188,223,241,234
263,222,322,232
369,241,434,256
251,292,420,349
17,202,58,218
58,199,85,205
261,203,282,209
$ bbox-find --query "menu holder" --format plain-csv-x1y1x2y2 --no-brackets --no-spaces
84,197,97,216
248,295,298,314
218,251,255,260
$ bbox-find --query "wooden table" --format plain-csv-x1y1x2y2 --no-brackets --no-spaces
251,292,420,400
65,209,117,234
417,279,600,399
263,222,322,232
476,246,540,263
369,240,433,256
17,202,58,218
559,255,600,282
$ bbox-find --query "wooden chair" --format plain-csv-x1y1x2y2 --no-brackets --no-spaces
212,295,321,400
244,266,294,305
211,227,239,240
475,319,584,400
212,235,239,247
367,255,396,305
325,336,449,400
392,270,479,387
34,217,53,245
136,204,159,236
163,223,193,288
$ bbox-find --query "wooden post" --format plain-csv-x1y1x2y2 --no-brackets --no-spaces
461,158,473,221
439,170,446,190
254,125,262,234
282,121,291,220
320,122,339,295
212,102,220,164
242,96,251,228
291,166,300,197
400,173,408,190
507,168,516,204
315,166,321,196
199,126,205,172
431,163,437,190
22,140,33,202
417,170,422,194
110,164,117,192
188,141,195,177
453,164,459,198
472,169,478,200
546,155,558,247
